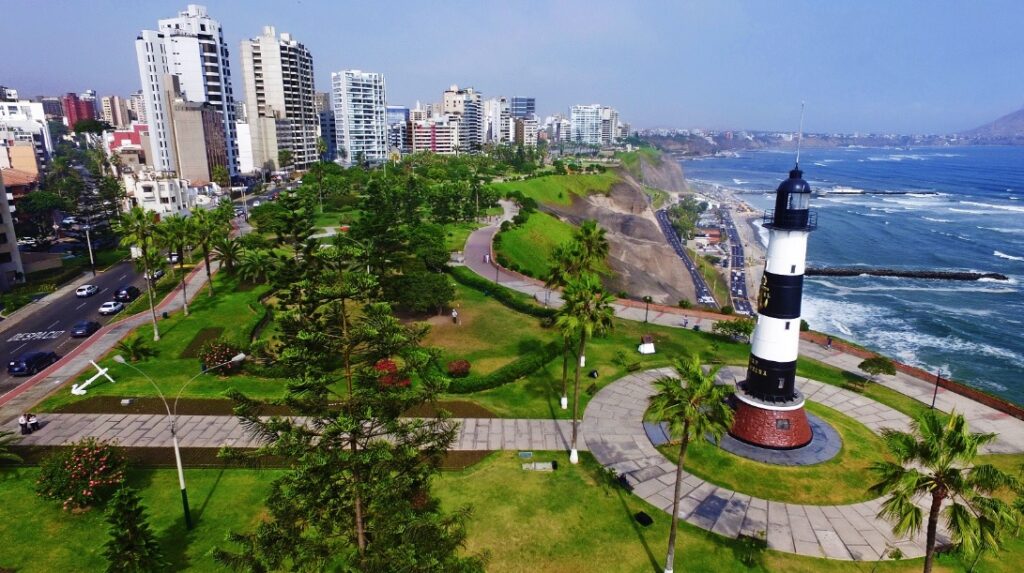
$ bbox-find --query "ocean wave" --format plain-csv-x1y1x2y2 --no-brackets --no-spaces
994,251,1024,262
977,226,1024,235
959,200,1024,214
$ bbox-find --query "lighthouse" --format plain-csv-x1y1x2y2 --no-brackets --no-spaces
729,165,817,449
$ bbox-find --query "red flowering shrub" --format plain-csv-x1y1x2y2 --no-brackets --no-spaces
447,359,471,378
374,359,410,388
36,438,126,511
198,339,242,374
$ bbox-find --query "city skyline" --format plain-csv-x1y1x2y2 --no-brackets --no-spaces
1,0,1023,134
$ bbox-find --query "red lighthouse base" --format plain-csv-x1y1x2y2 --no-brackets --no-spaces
729,392,812,450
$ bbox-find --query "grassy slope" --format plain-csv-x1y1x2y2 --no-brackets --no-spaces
36,274,286,412
494,211,576,278
491,173,620,206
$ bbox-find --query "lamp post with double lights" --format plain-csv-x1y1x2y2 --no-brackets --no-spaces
112,353,245,529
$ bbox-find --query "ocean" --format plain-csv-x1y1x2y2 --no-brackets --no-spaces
682,146,1024,405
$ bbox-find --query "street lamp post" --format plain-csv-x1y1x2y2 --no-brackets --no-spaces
112,353,245,529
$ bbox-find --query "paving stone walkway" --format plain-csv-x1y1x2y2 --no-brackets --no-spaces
6,413,584,453
580,367,939,561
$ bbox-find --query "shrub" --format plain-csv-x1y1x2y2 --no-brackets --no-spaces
198,339,242,374
447,359,471,378
36,438,126,511
448,266,556,319
448,342,560,393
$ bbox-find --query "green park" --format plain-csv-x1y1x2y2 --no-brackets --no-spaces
2,149,1023,573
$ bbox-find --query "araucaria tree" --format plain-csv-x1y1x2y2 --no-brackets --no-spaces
103,487,165,573
648,355,734,573
870,410,1022,573
216,241,484,571
557,273,615,463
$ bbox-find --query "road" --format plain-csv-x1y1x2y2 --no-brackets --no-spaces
0,261,146,398
719,209,755,315
654,209,719,310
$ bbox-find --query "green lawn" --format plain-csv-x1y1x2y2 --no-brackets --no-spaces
655,402,890,505
36,274,287,412
495,211,576,278
435,451,959,573
491,173,620,206
0,467,280,572
444,221,483,252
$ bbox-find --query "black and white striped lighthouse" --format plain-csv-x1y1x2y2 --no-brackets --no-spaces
730,165,817,449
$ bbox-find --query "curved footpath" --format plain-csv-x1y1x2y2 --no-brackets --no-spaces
583,367,932,561
464,201,1024,455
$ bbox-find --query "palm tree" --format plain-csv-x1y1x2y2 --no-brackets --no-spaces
574,219,609,273
0,430,23,464
870,410,1021,573
114,207,161,341
558,273,615,463
157,215,193,316
648,355,734,573
190,208,224,297
212,236,242,274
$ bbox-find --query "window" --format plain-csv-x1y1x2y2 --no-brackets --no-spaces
775,419,791,430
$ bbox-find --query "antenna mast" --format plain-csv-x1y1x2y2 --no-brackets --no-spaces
795,101,805,169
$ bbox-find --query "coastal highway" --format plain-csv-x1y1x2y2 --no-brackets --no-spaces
0,261,147,400
654,209,719,310
720,210,755,315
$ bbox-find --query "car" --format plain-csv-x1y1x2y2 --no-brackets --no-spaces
114,285,141,302
75,284,99,298
70,320,102,338
144,268,165,281
98,301,125,315
8,351,60,376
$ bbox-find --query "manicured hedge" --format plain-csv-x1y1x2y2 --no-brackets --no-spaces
447,341,561,393
448,266,556,319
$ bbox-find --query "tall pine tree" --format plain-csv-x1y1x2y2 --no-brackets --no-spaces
103,487,165,573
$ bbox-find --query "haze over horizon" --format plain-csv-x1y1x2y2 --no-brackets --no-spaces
2,0,1021,134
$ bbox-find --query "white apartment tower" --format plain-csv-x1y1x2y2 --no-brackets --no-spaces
332,70,387,165
135,4,238,176
240,26,317,170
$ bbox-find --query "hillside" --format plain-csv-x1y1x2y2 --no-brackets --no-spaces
961,106,1024,142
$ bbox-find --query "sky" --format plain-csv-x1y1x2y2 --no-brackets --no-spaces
2,0,1022,134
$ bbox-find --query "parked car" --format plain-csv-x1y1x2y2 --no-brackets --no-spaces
144,269,165,281
75,284,99,298
114,285,141,302
70,320,102,338
8,351,60,376
98,301,125,315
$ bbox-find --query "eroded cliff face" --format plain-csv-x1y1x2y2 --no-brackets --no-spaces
540,157,695,304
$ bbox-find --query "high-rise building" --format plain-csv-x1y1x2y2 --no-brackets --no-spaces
314,91,335,161
136,4,238,176
61,92,96,129
128,90,147,123
332,70,387,165
510,96,535,119
442,85,483,151
483,97,511,144
240,26,318,170
101,95,131,128
0,170,24,289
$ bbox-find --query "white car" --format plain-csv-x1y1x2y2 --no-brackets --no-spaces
98,301,125,315
76,284,99,298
